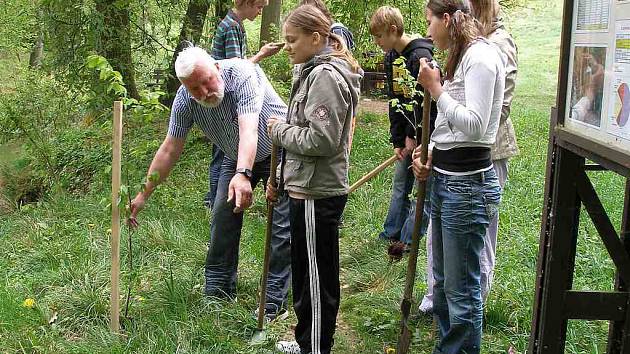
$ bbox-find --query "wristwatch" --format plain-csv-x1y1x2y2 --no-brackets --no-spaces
235,168,253,179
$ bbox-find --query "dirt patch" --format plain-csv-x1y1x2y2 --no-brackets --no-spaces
336,312,363,350
357,98,388,115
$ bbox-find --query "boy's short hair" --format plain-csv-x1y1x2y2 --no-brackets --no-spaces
369,6,404,36
235,0,263,7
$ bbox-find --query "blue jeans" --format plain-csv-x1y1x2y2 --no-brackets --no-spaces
431,169,501,354
204,156,291,309
380,155,432,244
204,144,224,209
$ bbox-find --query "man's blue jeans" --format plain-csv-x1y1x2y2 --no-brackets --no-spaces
380,155,431,245
204,144,224,209
431,169,501,354
204,155,291,309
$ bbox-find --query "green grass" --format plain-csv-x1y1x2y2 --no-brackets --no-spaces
1,0,627,352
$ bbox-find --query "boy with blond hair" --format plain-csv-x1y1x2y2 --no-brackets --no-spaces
370,5,437,313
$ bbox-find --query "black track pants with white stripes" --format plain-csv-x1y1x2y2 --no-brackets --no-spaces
289,195,347,354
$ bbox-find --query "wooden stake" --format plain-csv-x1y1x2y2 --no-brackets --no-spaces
110,101,123,334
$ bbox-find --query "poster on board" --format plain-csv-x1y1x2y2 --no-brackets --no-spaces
576,0,609,31
569,45,607,127
607,20,630,139
564,0,630,154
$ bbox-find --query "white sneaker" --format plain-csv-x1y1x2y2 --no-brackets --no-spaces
418,295,433,314
275,340,301,353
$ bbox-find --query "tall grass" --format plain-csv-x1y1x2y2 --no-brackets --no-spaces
1,0,626,353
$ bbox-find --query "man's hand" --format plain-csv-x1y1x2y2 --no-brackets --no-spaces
227,173,253,213
412,146,433,181
258,42,284,58
251,42,284,63
266,180,278,204
128,192,147,229
404,137,417,157
267,117,281,137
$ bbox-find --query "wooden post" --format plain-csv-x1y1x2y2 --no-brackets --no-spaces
110,101,123,333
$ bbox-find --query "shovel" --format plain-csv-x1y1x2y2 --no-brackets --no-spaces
348,154,398,194
396,88,432,354
250,145,280,345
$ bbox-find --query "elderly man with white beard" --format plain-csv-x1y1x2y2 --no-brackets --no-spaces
129,46,292,319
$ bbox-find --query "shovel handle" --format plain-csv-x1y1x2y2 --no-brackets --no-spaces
256,145,279,331
349,154,398,194
397,89,432,354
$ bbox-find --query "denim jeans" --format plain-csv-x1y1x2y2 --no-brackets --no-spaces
400,174,433,245
480,159,508,301
422,159,507,313
431,169,501,354
204,144,225,209
380,155,432,245
204,155,291,309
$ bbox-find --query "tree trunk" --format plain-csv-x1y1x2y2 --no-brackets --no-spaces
163,0,211,105
259,0,282,47
214,0,230,26
95,0,140,99
29,32,43,69
29,8,44,69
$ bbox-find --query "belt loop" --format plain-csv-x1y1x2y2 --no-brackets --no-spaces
481,171,485,183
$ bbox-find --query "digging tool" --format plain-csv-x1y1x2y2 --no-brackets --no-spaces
396,88,432,353
250,145,280,345
349,154,398,194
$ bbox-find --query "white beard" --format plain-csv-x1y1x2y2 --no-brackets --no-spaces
194,81,225,108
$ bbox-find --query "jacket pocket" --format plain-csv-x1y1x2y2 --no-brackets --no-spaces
284,156,316,188
290,92,308,126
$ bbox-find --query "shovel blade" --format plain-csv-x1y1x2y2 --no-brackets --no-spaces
250,329,267,345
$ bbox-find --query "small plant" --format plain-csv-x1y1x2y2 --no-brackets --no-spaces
389,56,425,133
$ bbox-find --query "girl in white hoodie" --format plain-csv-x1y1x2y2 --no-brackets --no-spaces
412,0,506,353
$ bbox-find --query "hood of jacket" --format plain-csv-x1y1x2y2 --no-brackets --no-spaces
401,37,434,58
294,50,363,115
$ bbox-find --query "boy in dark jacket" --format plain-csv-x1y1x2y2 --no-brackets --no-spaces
370,6,437,250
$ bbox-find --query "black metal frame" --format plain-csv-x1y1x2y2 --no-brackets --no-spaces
528,0,630,352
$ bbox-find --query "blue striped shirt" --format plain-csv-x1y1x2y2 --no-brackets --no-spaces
168,59,288,162
211,10,247,60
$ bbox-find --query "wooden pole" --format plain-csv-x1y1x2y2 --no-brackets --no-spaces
110,101,123,334
349,154,398,194
252,146,279,342
397,90,432,353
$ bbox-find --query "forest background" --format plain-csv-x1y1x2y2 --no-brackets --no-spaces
1,0,625,352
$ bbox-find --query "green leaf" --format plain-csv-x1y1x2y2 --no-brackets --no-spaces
148,171,160,183
393,57,406,65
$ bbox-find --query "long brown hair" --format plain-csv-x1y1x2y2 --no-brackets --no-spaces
285,4,361,72
427,0,483,80
469,0,500,35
